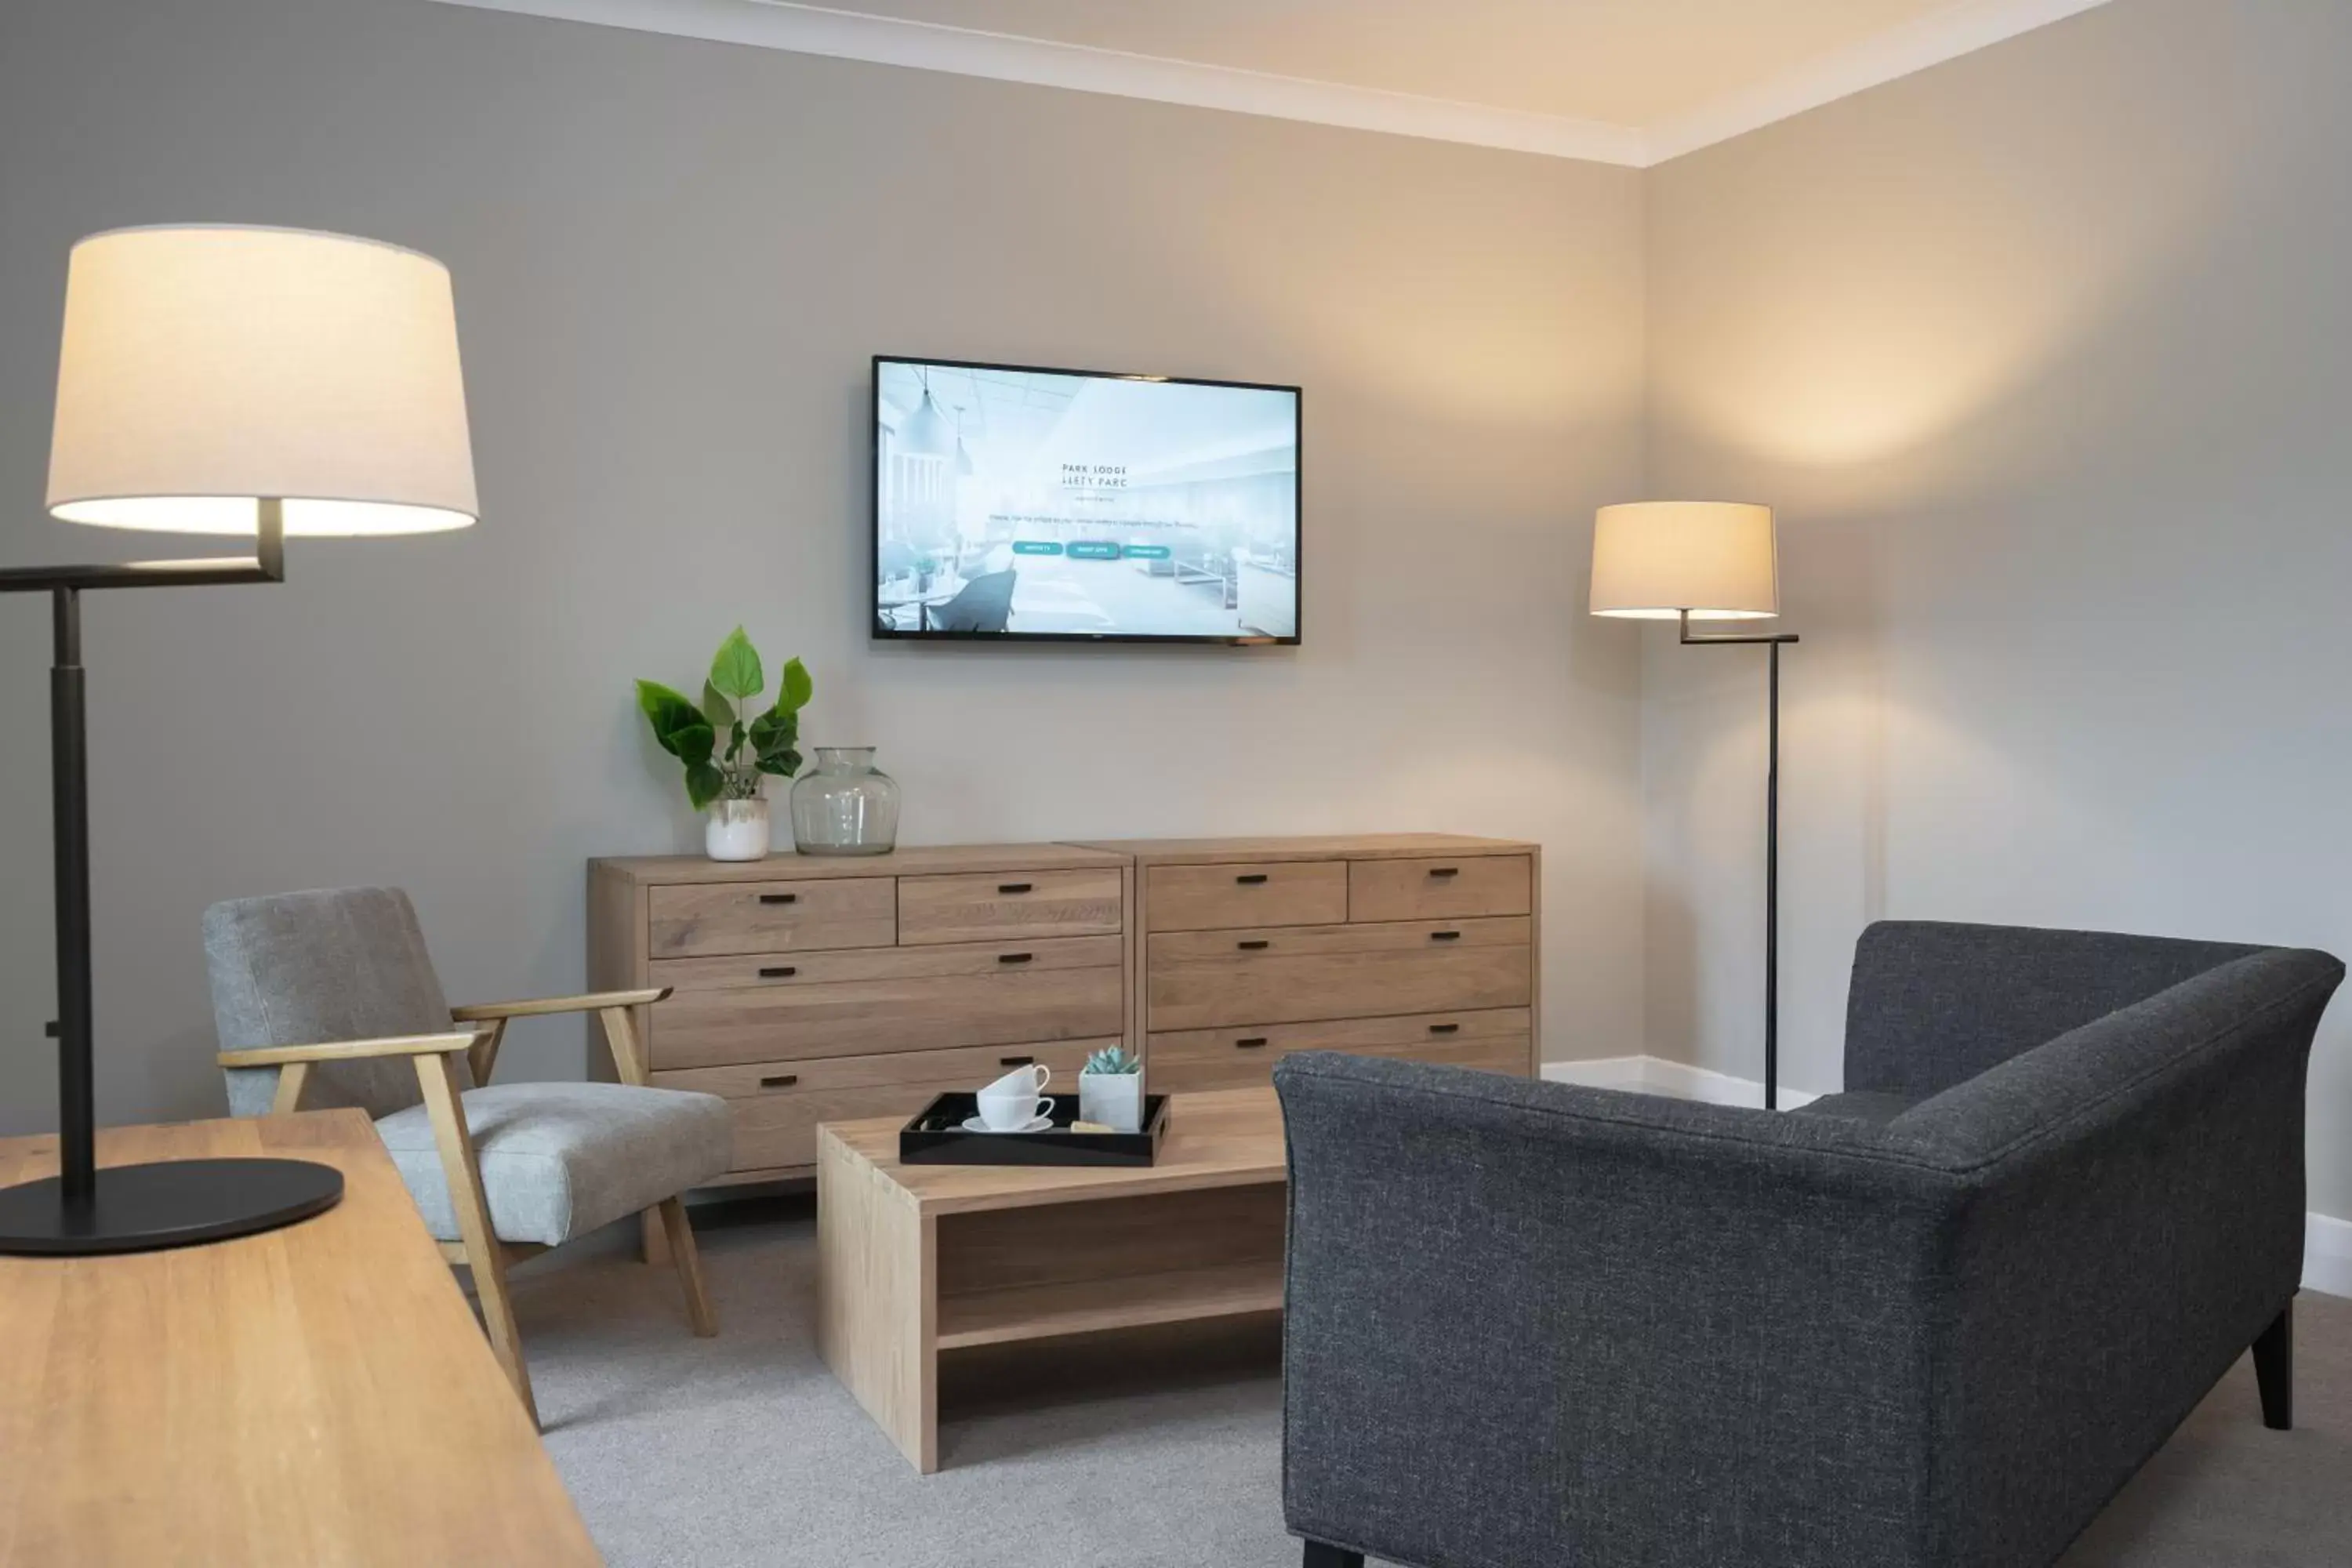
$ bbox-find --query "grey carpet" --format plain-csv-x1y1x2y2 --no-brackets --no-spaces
510,1200,2351,1566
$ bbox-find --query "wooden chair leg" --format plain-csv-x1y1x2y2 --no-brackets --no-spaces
641,1206,672,1266
657,1196,718,1337
415,1053,539,1426
2254,1298,2293,1431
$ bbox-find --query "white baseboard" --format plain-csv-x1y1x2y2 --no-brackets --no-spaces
1540,1054,2346,1301
2309,1213,2352,1301
1541,1054,1820,1109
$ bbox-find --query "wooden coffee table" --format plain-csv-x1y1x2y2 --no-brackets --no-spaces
816,1087,1287,1471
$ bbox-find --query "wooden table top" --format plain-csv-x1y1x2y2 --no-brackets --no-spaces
820,1087,1286,1216
0,1112,600,1568
1065,832,1536,864
592,841,1131,884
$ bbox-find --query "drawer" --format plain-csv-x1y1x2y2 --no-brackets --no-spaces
1146,917,1531,1033
649,934,1122,993
1349,855,1531,923
647,877,895,959
1145,860,1348,932
655,1037,1112,1171
1148,1011,1532,1093
649,941,1124,1069
898,867,1123,946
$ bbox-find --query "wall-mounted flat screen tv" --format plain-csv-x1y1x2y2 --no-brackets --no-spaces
873,356,1301,644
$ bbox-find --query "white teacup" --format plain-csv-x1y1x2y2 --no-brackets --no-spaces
977,1064,1054,1131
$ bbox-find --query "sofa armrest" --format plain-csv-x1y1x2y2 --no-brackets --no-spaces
1842,920,2265,1097
1872,946,2340,1567
1273,1054,1965,1568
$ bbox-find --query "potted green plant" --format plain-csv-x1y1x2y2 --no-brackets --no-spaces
635,627,812,861
1078,1044,1144,1134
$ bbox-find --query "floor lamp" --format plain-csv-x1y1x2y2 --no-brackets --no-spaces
0,225,477,1254
1590,502,1797,1109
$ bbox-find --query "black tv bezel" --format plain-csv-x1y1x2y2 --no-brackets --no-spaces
869,354,1303,647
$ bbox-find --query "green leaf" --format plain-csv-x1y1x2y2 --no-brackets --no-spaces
635,681,706,758
701,680,735,730
728,720,747,763
684,760,725,810
673,723,715,768
775,656,813,714
754,747,802,779
709,626,764,702
749,706,798,764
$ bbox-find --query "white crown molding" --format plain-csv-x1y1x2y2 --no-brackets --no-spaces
429,0,2113,167
425,0,1648,165
1644,0,2115,165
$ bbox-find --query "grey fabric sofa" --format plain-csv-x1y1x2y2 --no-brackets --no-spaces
1274,920,2342,1568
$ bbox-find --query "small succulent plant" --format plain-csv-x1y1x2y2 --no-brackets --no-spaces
1083,1045,1141,1076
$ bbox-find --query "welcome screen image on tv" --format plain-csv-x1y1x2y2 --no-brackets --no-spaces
874,358,1300,643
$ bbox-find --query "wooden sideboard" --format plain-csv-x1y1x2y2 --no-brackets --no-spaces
588,833,1537,1182
1075,833,1539,1092
589,844,1133,1184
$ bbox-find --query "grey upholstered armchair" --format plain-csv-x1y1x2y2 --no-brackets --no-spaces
1275,920,2343,1568
205,886,733,1422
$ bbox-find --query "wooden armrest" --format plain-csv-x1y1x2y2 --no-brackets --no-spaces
449,988,671,1022
216,1030,492,1069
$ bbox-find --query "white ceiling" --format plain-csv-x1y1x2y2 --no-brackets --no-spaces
434,0,2115,165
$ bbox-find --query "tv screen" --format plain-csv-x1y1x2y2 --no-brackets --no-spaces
873,357,1301,644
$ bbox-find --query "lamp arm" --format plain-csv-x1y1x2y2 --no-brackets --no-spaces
1678,608,1798,648
0,498,285,594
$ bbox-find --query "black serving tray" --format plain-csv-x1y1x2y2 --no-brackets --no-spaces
898,1091,1170,1167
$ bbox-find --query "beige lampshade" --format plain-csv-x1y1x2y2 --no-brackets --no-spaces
1590,501,1779,621
45,225,477,536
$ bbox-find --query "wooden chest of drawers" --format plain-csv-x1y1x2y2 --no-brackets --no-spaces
1072,834,1540,1093
589,844,1132,1183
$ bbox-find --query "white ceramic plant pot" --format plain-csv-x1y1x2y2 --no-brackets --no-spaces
705,797,771,862
1079,1071,1144,1134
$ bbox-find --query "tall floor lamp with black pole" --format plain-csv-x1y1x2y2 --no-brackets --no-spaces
0,225,477,1254
1590,502,1798,1109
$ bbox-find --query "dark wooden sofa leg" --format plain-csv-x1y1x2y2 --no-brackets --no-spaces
1303,1543,1365,1568
2254,1299,2293,1431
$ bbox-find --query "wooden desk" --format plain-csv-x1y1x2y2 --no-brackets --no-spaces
817,1087,1287,1472
0,1112,600,1566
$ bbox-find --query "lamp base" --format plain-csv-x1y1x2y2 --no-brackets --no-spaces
0,1158,343,1255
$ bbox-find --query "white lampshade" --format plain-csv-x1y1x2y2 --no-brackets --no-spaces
45,225,477,537
1590,501,1779,621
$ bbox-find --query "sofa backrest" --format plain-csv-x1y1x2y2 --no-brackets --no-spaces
1843,920,2266,1098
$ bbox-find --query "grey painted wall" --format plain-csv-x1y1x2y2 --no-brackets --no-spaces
1643,0,2352,1215
0,0,1650,1131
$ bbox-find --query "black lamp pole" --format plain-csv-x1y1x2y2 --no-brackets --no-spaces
1679,609,1799,1110
0,501,346,1254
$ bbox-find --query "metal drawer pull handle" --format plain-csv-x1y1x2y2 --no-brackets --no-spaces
997,882,1033,895
1235,1037,1269,1050
758,966,797,979
757,892,798,906
998,952,1034,964
999,1054,1035,1067
1237,939,1270,951
1235,873,1269,885
1428,1022,1461,1035
759,1073,799,1088
1430,930,1463,942
1428,866,1461,879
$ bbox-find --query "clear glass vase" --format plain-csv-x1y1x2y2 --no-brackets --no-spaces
790,747,900,856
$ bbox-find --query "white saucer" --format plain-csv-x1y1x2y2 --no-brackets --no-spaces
961,1114,1054,1134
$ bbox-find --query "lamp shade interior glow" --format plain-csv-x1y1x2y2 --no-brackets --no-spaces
44,225,477,537
1590,500,1779,620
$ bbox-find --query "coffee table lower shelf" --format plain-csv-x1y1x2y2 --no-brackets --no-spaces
935,1259,1286,1349
815,1088,1289,1472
